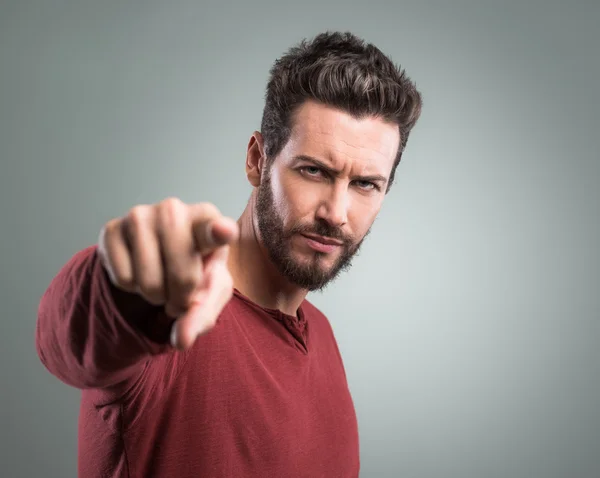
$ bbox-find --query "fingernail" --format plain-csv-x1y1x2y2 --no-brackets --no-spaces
170,323,178,349
205,221,214,245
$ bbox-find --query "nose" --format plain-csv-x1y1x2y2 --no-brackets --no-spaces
315,184,349,228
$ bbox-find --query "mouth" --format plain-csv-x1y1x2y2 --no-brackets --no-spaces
301,233,344,246
299,233,344,254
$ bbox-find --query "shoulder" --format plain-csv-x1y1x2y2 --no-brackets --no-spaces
301,298,327,320
301,298,336,334
302,298,348,369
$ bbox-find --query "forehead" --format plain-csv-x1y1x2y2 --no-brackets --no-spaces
283,100,400,172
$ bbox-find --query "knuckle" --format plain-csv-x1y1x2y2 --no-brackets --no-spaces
198,202,220,217
98,221,112,246
128,205,148,221
103,219,121,239
162,196,183,208
112,268,136,291
98,219,122,255
159,198,187,228
126,205,150,233
160,197,182,214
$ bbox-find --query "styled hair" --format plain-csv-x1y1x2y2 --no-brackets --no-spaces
260,31,423,191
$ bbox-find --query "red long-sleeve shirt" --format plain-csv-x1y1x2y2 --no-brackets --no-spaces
36,246,360,477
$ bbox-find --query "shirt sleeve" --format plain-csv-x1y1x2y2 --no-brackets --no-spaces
35,245,176,391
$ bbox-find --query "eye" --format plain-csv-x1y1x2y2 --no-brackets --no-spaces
300,166,322,177
354,180,379,191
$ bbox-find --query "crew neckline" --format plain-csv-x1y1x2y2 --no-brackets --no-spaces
232,288,308,351
232,288,304,318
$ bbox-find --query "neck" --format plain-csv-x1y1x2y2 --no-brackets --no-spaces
227,193,308,317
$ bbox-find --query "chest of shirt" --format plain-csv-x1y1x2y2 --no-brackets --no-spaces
119,307,359,477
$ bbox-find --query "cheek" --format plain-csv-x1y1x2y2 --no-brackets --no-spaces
277,173,320,224
348,196,381,235
269,172,293,219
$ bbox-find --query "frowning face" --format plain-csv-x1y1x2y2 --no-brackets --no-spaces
254,100,400,291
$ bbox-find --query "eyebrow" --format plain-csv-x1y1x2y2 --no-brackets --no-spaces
293,155,388,184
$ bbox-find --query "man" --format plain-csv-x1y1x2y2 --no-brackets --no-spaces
36,31,422,477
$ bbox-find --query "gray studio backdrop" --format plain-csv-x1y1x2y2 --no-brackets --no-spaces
1,1,599,477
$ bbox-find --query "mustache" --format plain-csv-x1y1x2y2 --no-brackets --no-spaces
288,222,354,246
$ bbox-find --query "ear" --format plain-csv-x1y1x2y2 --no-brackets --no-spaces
245,131,266,188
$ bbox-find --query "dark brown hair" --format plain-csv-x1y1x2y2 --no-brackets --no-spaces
260,31,423,191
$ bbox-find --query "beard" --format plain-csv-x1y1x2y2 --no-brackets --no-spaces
255,169,369,292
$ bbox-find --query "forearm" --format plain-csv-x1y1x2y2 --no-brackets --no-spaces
35,245,175,390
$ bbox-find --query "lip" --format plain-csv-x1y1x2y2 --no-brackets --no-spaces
299,233,343,254
301,233,344,246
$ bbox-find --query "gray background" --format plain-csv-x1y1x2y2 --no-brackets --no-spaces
1,0,599,477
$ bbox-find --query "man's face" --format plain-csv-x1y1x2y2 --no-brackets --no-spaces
255,100,399,291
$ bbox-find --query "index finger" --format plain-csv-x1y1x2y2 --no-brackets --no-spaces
189,204,239,256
